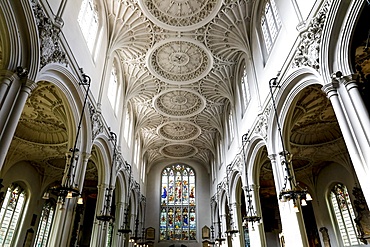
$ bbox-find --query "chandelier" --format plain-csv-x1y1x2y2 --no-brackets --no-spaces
241,132,261,228
96,129,117,222
118,163,133,235
48,68,91,204
269,75,313,211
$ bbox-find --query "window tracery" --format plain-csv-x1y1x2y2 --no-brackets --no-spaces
330,183,362,246
160,164,196,241
261,0,282,53
0,183,27,246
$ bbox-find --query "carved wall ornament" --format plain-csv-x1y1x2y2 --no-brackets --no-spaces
292,0,332,71
31,0,68,68
254,106,270,141
89,103,103,140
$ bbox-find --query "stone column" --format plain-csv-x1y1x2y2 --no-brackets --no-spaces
339,74,370,166
230,202,242,247
0,67,36,169
0,70,16,108
90,184,109,247
322,81,370,205
268,154,309,247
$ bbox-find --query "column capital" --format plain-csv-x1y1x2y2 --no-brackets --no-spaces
322,81,339,98
267,153,277,161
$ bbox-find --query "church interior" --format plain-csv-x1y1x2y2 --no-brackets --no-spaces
0,0,370,246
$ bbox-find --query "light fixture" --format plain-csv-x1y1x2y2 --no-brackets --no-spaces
211,196,225,246
77,196,83,205
50,69,91,202
241,132,261,229
118,163,133,235
42,192,50,200
269,75,313,210
224,164,239,237
96,129,117,222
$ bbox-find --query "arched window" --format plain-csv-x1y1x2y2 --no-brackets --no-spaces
228,110,235,144
78,0,98,53
330,183,361,246
34,200,56,247
107,62,122,116
240,64,251,111
0,183,27,246
160,164,196,241
261,0,281,53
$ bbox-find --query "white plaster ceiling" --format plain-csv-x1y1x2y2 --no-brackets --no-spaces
107,0,252,165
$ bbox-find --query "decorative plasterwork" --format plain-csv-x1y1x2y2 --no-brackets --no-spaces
31,0,68,68
205,0,250,62
107,0,154,60
89,103,104,140
17,82,68,145
157,121,201,142
138,0,222,31
291,0,332,71
290,85,340,146
147,38,213,84
160,143,198,158
153,88,206,118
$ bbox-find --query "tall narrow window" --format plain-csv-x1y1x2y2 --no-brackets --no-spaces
34,200,56,247
107,63,121,115
78,0,98,53
228,111,235,144
261,0,282,53
160,164,196,241
240,65,251,111
0,183,27,246
330,183,361,246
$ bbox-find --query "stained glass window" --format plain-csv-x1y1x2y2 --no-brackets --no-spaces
330,183,362,246
160,164,196,241
34,200,55,247
0,183,27,247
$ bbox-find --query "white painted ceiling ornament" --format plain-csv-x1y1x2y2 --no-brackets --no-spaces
138,0,222,31
157,121,201,142
153,88,206,118
160,143,198,158
147,38,213,84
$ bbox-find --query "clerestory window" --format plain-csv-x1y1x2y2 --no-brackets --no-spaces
240,65,251,111
160,164,196,241
261,0,282,53
78,0,98,53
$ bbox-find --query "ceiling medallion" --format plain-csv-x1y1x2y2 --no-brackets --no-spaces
157,121,201,142
147,38,213,84
160,143,198,158
138,0,222,31
153,88,206,118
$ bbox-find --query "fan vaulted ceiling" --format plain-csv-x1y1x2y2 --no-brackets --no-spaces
107,0,252,164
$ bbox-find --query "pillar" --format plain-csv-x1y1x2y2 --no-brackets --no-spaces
0,67,37,169
268,154,309,247
322,81,370,206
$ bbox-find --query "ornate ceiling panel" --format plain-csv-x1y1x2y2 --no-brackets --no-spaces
138,0,222,31
147,38,213,84
153,89,206,118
